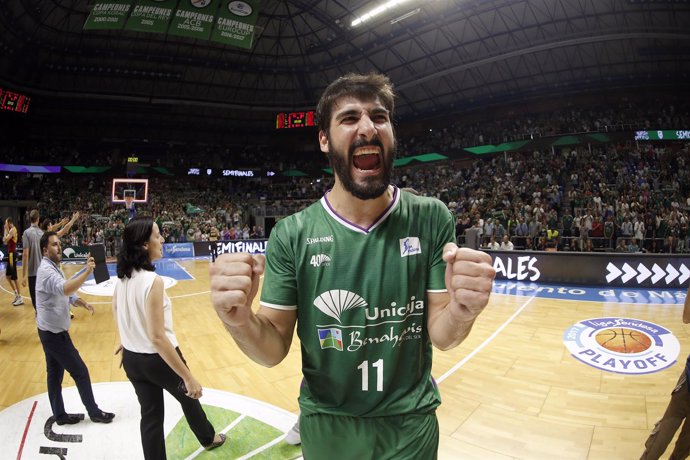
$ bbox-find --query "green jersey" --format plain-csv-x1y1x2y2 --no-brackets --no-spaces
261,187,454,418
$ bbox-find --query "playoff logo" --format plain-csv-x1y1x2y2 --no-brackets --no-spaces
564,317,679,374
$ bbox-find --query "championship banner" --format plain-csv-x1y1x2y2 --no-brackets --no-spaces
210,0,260,49
168,0,219,40
125,0,178,34
83,0,133,30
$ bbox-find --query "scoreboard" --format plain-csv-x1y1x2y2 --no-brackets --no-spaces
634,130,690,141
276,111,316,129
0,87,30,113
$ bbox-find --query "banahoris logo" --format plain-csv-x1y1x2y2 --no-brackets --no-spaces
563,317,679,374
313,290,424,353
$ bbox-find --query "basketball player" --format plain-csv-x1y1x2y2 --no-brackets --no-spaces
640,286,690,459
22,209,43,310
3,217,23,305
40,211,81,237
209,73,496,459
23,210,80,310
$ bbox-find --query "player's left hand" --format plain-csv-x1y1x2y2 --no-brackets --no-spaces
442,243,496,322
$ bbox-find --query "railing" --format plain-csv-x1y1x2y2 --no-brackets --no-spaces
458,234,685,254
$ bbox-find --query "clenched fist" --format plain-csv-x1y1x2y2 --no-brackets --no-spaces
442,243,496,323
209,253,265,327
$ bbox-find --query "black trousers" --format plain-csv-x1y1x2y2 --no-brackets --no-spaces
122,348,215,460
37,329,100,419
29,275,37,310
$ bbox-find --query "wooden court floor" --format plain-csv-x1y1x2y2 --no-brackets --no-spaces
0,258,687,460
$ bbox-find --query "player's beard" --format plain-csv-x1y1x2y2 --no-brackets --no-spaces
327,137,396,200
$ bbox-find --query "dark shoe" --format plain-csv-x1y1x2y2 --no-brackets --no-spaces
204,433,226,451
55,414,83,425
90,410,115,423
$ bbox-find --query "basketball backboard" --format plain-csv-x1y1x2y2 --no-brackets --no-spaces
111,178,149,203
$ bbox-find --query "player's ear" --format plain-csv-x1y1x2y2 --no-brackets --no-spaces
319,129,329,154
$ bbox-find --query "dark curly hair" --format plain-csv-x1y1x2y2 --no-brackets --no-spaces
117,217,156,279
315,72,395,136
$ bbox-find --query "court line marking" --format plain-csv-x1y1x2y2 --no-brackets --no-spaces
184,414,246,460
15,400,37,460
167,259,196,281
236,434,288,460
436,294,537,384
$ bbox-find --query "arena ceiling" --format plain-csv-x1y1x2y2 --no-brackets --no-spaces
0,0,689,145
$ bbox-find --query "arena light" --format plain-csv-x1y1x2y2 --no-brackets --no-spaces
390,8,420,25
351,0,413,27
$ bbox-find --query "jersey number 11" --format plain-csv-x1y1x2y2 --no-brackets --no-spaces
357,359,384,392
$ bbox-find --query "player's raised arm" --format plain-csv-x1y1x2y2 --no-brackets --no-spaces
427,243,496,350
209,252,296,367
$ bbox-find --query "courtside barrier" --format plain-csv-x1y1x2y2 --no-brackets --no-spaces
193,239,268,257
489,250,690,288
60,245,90,261
162,242,194,258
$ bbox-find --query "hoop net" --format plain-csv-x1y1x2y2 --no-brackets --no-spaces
124,196,135,210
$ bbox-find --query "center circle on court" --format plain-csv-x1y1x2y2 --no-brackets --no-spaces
0,382,301,459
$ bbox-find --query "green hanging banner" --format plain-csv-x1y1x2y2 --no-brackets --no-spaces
168,0,220,40
83,0,133,30
125,0,179,34
210,0,260,49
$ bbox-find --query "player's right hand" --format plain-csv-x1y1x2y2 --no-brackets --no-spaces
209,253,265,327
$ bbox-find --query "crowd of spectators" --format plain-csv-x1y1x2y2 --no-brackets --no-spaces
1,97,689,256
398,99,688,155
399,143,690,254
2,98,687,170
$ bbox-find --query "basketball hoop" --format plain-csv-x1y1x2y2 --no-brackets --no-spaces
124,196,134,210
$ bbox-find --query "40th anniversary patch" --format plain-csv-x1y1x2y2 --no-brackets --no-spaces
563,317,680,374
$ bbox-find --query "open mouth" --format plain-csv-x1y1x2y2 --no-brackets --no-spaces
352,147,382,171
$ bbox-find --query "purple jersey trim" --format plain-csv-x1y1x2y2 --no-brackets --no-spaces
320,186,399,234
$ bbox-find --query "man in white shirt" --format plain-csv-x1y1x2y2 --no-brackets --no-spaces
484,235,500,250
500,235,514,250
36,231,115,426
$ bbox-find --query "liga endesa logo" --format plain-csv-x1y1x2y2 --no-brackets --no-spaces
563,317,679,374
3,382,301,460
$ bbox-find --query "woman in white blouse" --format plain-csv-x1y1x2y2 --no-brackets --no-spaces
113,217,225,459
